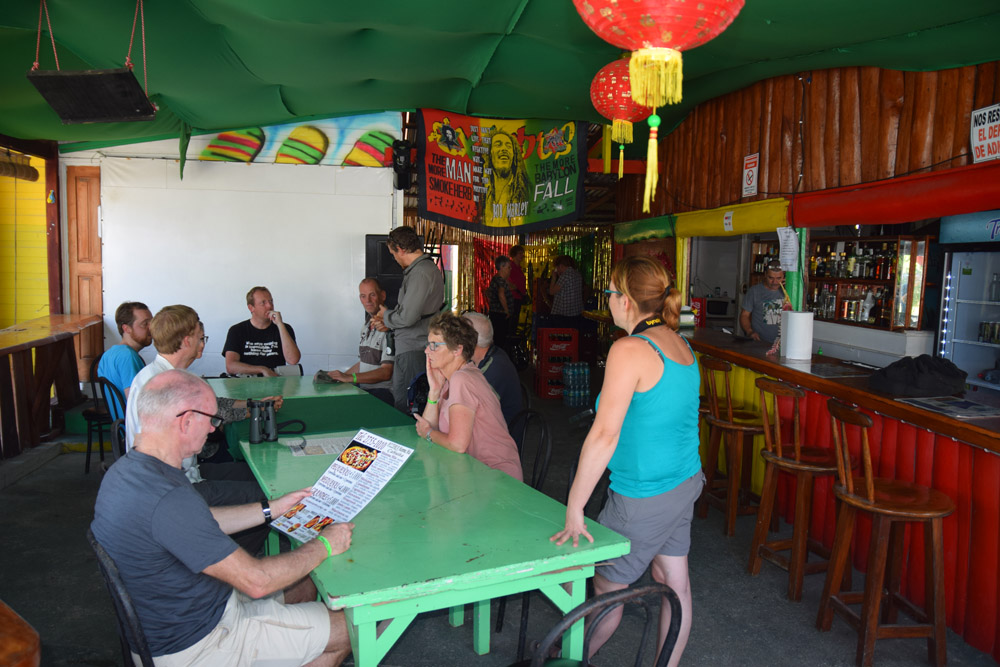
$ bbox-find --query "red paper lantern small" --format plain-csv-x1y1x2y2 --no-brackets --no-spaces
573,0,744,107
590,58,652,144
590,58,652,178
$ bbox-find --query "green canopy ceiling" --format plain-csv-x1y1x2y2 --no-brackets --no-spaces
1,0,999,148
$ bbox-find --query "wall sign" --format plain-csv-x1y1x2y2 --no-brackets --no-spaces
971,103,1000,164
742,153,759,197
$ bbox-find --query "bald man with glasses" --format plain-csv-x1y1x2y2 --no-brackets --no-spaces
93,370,354,667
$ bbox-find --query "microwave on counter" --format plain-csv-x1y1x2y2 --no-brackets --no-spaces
704,297,737,319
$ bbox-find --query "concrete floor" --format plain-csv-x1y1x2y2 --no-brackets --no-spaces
0,394,995,667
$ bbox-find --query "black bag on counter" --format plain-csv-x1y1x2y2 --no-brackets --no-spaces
867,354,967,397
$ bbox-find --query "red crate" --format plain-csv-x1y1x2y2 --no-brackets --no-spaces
537,362,565,378
538,328,579,359
534,374,564,399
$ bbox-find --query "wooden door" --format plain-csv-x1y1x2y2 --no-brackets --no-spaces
66,166,103,379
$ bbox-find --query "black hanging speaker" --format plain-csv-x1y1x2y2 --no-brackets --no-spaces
392,140,412,190
26,68,156,124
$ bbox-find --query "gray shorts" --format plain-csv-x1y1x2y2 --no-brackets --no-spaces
597,472,705,585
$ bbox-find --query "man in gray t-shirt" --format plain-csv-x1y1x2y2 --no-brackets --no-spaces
92,370,354,665
740,263,786,344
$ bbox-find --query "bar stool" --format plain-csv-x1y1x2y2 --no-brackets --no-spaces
817,399,955,667
697,356,765,537
748,377,840,601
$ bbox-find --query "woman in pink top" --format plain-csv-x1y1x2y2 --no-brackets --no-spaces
414,313,523,482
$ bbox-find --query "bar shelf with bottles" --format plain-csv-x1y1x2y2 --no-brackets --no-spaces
805,236,931,330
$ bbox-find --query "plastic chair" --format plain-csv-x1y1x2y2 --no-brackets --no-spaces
507,582,682,667
82,356,112,473
86,528,154,667
816,399,955,667
748,377,840,601
110,419,126,462
495,409,554,659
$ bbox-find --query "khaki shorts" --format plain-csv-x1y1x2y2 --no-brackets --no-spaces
597,472,705,585
139,589,331,667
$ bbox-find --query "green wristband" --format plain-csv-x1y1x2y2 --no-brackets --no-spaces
352,373,358,384
426,398,438,404
316,535,333,559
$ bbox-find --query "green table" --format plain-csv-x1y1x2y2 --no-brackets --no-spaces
207,377,413,459
240,420,630,666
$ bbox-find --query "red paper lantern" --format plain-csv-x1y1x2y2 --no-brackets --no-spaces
573,0,744,107
590,58,652,178
590,59,652,143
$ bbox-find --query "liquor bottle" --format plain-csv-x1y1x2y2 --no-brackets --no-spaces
860,288,875,322
809,253,818,276
867,288,883,326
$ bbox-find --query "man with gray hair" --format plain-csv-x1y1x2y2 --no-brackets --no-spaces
92,370,353,666
462,311,523,429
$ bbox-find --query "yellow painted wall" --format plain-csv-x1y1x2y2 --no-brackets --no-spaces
0,154,50,328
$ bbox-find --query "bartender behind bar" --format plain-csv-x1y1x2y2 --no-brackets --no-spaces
740,260,785,344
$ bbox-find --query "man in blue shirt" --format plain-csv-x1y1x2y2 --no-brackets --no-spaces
97,301,152,419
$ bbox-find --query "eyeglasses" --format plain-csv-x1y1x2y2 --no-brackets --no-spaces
176,409,224,428
604,289,622,296
425,341,448,351
200,335,209,344
766,260,783,271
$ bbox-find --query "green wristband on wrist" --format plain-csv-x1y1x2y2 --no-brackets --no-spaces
352,372,358,384
316,535,333,559
426,398,438,404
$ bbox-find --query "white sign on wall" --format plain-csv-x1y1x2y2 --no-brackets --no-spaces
742,153,759,197
722,210,734,232
971,103,1000,164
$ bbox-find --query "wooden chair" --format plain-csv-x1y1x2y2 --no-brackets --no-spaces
816,399,955,667
496,409,553,661
697,356,764,536
506,582,682,667
87,528,154,666
82,356,112,473
748,377,840,601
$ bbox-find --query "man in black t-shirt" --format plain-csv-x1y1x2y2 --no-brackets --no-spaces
223,286,300,376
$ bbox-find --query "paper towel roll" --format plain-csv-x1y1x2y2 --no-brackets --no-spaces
780,311,814,360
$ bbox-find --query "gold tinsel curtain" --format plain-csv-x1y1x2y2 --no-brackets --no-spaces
405,215,614,314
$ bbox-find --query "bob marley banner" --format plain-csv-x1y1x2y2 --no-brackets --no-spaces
416,109,586,234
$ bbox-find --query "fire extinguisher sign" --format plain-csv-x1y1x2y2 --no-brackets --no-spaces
742,153,759,197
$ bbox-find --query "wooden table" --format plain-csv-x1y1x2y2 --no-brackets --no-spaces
685,328,1000,660
0,314,102,458
240,419,629,666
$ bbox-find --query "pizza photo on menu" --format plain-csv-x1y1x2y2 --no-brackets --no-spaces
338,443,379,472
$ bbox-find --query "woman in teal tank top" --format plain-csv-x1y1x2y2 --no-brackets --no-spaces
551,257,703,667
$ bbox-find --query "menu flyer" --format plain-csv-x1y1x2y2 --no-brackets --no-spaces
270,429,414,543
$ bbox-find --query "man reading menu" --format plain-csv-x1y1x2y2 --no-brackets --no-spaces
92,370,353,666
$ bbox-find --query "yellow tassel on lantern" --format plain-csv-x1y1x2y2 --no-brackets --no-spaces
602,125,612,174
630,47,683,108
643,114,660,213
611,118,633,144
618,144,625,179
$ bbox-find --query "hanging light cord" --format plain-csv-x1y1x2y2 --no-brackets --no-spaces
32,0,60,71
125,0,148,94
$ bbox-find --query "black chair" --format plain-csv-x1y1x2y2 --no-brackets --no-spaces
98,376,127,424
496,409,553,660
86,528,155,667
82,356,112,473
110,418,126,462
508,583,682,667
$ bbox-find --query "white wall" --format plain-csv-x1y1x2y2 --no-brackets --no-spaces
62,151,394,376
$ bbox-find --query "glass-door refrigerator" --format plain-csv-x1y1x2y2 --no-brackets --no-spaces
939,249,1000,392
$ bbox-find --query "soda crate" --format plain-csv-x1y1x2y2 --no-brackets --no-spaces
534,374,564,399
538,328,579,359
537,362,565,379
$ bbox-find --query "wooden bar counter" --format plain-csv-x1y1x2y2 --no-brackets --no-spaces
686,328,1000,660
0,314,103,459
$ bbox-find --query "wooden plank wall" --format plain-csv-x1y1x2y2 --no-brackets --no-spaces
617,63,1000,221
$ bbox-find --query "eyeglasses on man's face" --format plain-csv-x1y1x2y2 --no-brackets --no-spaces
176,409,224,428
425,341,448,351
